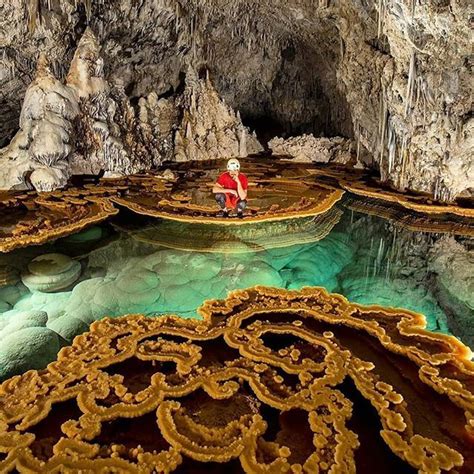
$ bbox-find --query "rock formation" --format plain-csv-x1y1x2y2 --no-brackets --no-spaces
66,28,152,178
428,236,474,343
0,287,473,473
174,68,263,162
0,28,155,191
2,1,471,200
269,134,354,164
338,2,473,201
21,253,81,293
0,28,262,192
0,53,78,191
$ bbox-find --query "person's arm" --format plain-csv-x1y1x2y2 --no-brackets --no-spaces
212,182,238,195
235,176,247,200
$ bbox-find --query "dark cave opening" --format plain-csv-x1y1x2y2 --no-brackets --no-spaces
240,114,289,148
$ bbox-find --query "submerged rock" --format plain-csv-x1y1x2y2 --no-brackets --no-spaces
429,236,474,344
21,253,81,292
0,326,60,380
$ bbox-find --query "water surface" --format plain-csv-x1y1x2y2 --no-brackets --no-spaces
0,197,472,380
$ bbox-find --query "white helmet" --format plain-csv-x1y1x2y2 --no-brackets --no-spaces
227,158,240,172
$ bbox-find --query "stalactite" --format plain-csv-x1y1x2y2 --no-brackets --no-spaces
83,0,92,23
398,135,409,188
387,117,396,175
404,50,416,118
377,0,385,39
355,121,361,163
26,0,40,33
409,0,419,18
378,87,388,178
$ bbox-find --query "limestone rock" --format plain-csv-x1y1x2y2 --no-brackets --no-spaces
66,28,153,177
337,1,473,201
269,134,354,164
174,69,263,162
0,2,471,200
139,92,179,165
0,53,78,191
0,29,159,191
29,166,69,191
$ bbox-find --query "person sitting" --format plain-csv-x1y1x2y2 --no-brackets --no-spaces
212,158,248,218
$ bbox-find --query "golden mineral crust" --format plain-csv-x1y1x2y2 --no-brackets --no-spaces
299,162,474,218
108,159,344,225
0,286,473,473
338,174,474,218
344,196,474,237
2,158,473,253
0,159,344,252
0,188,119,253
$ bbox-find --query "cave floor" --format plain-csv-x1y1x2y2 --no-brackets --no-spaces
1,158,473,254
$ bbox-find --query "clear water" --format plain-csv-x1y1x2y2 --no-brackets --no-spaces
0,199,472,380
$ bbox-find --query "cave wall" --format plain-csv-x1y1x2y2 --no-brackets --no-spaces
0,0,472,199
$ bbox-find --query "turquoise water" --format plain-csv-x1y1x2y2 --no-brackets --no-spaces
0,199,472,380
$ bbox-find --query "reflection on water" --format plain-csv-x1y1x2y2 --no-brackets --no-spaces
0,199,472,380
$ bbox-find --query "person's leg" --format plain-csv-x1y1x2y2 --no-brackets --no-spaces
236,199,247,217
215,193,226,209
215,193,229,216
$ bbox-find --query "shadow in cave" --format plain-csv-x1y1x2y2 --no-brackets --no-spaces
241,114,293,149
338,377,417,473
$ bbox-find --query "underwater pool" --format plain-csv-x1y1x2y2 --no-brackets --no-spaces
0,196,472,380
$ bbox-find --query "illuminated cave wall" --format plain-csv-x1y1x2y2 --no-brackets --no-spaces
0,0,472,199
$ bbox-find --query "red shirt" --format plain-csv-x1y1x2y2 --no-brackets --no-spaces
216,172,248,209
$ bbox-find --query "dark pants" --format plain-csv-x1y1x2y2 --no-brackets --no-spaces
215,193,247,212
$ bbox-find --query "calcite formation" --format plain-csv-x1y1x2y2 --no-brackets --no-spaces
109,165,343,225
306,163,474,218
2,157,473,254
0,286,473,473
344,196,474,237
269,135,354,165
0,187,119,253
339,175,474,219
174,68,263,162
1,1,472,201
0,158,344,252
0,227,356,381
21,253,81,293
0,52,78,191
0,28,261,192
429,237,474,344
0,29,154,192
122,207,343,254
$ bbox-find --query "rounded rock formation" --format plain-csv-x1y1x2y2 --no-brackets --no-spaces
21,253,81,293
